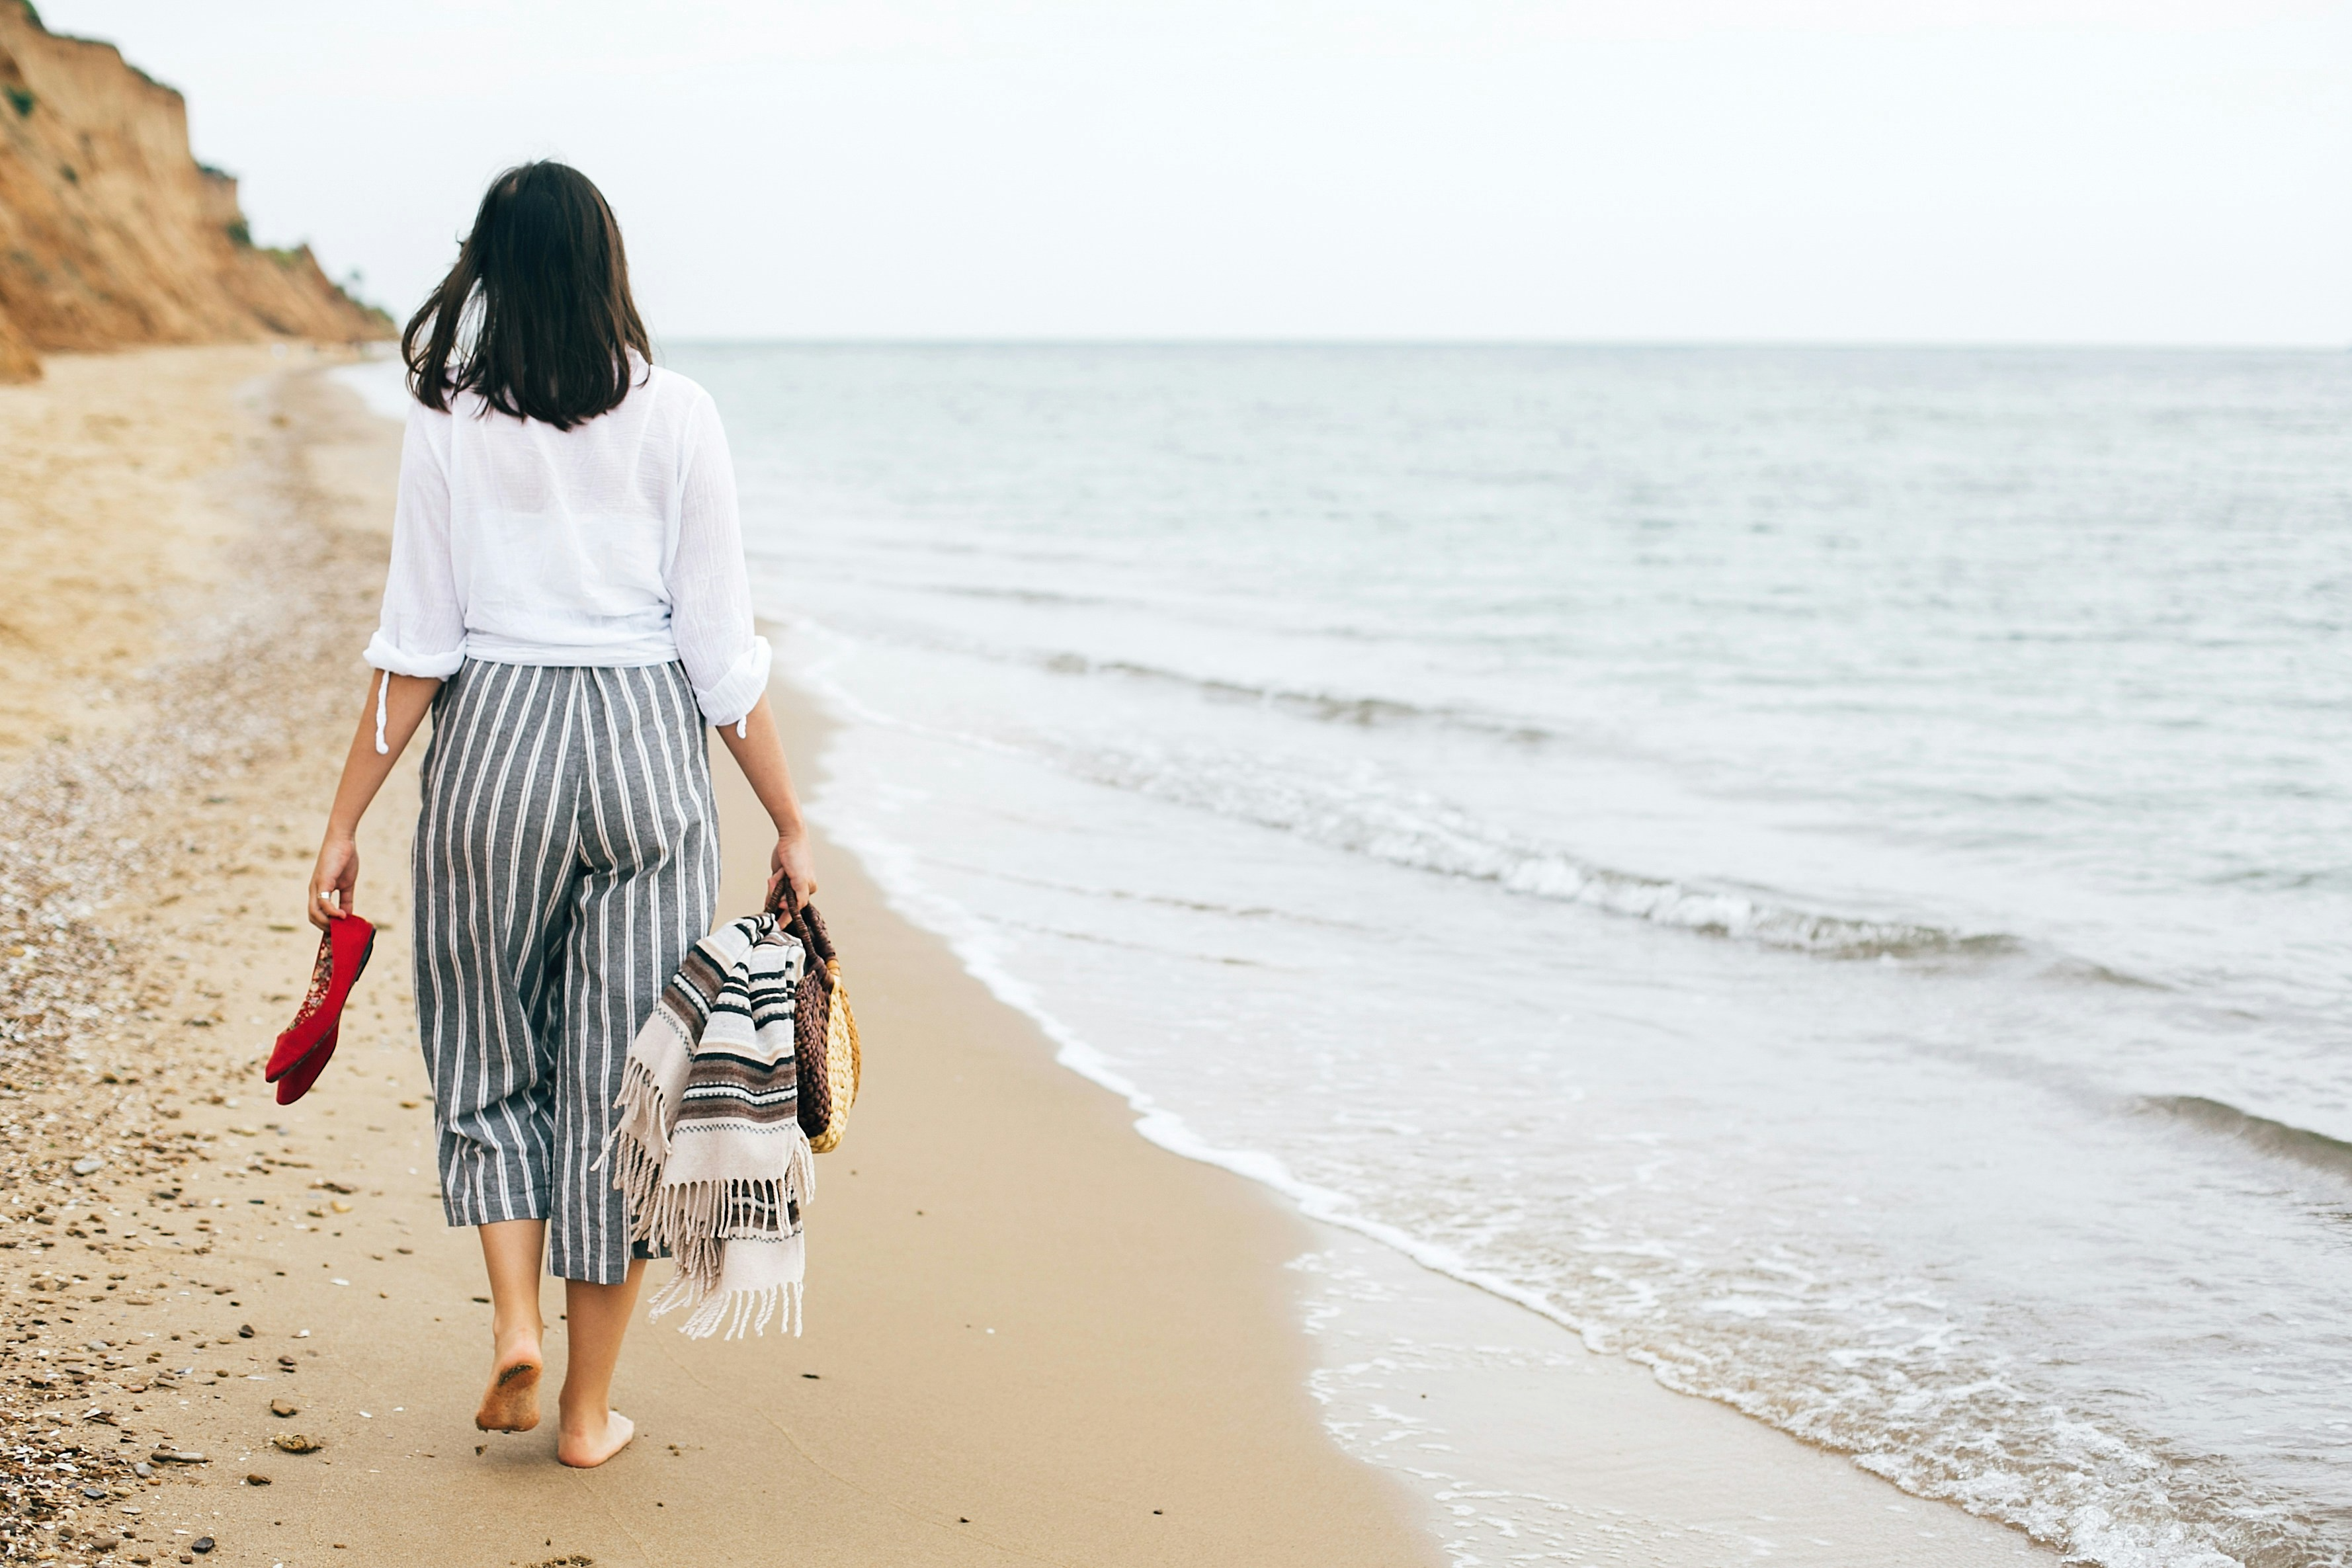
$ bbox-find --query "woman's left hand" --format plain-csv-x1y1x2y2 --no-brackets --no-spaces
310,834,360,928
769,831,818,911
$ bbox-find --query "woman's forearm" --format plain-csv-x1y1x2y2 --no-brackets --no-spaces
308,671,439,925
715,693,819,907
715,694,805,839
328,673,441,833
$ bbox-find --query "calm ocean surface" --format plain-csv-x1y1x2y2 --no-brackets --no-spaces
360,344,2352,1565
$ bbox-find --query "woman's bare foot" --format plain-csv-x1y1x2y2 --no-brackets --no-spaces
556,1409,635,1468
474,1327,542,1432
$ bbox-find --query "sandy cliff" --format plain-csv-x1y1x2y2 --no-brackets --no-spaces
0,0,385,381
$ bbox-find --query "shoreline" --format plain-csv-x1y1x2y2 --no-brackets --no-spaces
772,641,2061,1567
0,346,2058,1568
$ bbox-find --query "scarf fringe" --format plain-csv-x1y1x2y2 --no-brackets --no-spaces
611,1050,676,1163
603,1062,672,1227
599,1008,691,1191
611,1122,815,1334
624,1145,814,1263
648,1273,805,1341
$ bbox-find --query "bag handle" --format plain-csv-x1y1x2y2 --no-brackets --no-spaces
765,874,835,966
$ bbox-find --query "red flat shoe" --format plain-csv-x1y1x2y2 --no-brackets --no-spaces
266,915,374,1087
275,1020,339,1106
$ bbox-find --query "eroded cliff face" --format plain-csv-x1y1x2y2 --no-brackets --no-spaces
0,0,386,381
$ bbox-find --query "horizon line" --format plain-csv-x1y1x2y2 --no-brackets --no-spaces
646,334,2351,354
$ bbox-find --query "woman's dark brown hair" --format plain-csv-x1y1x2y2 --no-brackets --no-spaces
402,161,650,429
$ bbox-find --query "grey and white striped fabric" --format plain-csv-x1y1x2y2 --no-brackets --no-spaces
411,659,721,1284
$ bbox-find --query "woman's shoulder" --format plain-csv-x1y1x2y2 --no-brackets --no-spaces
400,384,456,459
432,362,712,438
634,362,716,415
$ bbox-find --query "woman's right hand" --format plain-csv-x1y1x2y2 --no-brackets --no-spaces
310,834,360,928
768,829,818,913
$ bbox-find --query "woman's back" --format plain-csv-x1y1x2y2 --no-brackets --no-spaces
374,359,761,727
409,362,736,667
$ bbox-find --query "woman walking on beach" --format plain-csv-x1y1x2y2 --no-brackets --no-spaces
300,161,816,1467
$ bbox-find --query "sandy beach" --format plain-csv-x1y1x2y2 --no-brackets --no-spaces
0,348,1435,1566
0,349,2068,1567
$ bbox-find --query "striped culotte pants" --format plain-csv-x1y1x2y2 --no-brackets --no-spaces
411,659,721,1284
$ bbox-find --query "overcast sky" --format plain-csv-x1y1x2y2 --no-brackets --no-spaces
31,0,2352,345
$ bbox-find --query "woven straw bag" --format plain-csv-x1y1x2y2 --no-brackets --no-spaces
773,884,861,1154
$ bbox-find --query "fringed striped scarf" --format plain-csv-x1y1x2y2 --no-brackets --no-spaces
606,912,816,1339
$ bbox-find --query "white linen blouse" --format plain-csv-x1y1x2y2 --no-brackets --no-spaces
362,362,771,740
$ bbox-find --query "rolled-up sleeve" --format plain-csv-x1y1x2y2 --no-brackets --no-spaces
667,388,770,727
363,401,468,678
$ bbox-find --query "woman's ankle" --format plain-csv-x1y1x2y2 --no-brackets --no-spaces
556,1391,610,1432
491,1317,542,1358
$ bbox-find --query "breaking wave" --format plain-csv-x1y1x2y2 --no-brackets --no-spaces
2144,1096,2352,1184
1049,737,2017,960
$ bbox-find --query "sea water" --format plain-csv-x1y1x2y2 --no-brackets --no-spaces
351,345,2352,1565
